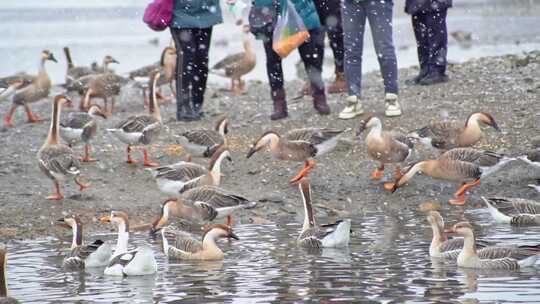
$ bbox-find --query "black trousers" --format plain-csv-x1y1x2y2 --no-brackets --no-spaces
412,9,448,74
263,28,325,94
170,27,213,109
313,0,344,73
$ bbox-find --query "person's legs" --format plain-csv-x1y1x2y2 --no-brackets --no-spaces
339,0,366,119
170,27,198,121
406,12,430,84
191,27,213,116
419,9,449,85
262,36,287,120
366,0,400,116
298,28,329,115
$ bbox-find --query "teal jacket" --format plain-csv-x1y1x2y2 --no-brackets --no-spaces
171,0,223,29
253,0,321,30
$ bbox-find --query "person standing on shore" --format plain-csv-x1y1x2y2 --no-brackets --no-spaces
170,0,231,121
338,0,400,120
250,0,330,120
405,0,452,86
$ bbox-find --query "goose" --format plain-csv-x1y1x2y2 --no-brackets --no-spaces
246,128,345,184
56,215,112,269
175,116,229,160
211,31,256,94
3,50,56,127
518,149,540,168
0,72,35,89
66,55,118,101
99,211,157,276
63,47,96,87
356,115,414,190
59,95,107,162
391,148,515,205
150,186,257,233
0,80,24,103
37,95,90,200
107,71,162,167
159,224,239,260
0,246,18,304
445,222,540,270
408,112,500,150
481,197,540,226
148,147,232,196
296,178,351,248
427,211,489,259
83,56,124,115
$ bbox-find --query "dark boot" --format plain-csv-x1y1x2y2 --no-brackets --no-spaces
419,68,448,86
405,66,429,85
312,85,330,115
176,97,199,121
270,89,288,120
193,102,204,118
327,72,346,94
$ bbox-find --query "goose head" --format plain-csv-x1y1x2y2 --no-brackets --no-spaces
356,115,380,136
203,224,240,241
426,211,445,236
246,130,280,158
87,105,107,119
466,112,500,132
445,222,475,238
214,116,229,135
56,215,81,230
150,199,179,235
54,94,73,107
103,55,119,65
100,211,129,232
42,50,57,63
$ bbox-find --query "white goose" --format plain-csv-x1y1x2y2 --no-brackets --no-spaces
296,178,351,248
99,211,157,276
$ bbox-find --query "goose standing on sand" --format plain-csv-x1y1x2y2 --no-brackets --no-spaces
175,116,229,160
408,112,500,150
482,197,540,226
37,95,90,200
3,50,57,127
60,94,107,162
0,246,18,304
356,115,413,190
246,128,345,184
148,147,232,196
445,222,540,270
296,178,351,248
150,186,257,233
107,71,163,167
99,211,157,276
391,148,515,205
159,224,239,260
83,56,124,115
56,215,112,269
66,55,118,100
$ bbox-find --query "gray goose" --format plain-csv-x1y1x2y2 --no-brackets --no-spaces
83,56,125,115
0,246,18,304
37,95,90,200
63,47,96,88
150,185,257,233
408,112,500,150
446,222,540,270
107,71,162,167
392,148,515,205
482,197,540,226
148,147,232,196
356,115,413,190
3,50,56,127
175,116,229,160
246,128,345,183
66,55,117,100
159,224,239,261
56,215,112,269
59,94,107,162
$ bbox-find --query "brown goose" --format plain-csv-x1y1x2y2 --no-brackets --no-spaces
63,47,96,87
67,55,117,99
83,56,124,115
392,148,514,205
175,116,229,160
56,215,112,269
150,186,257,233
148,147,232,196
0,246,18,304
246,128,345,183
356,115,413,189
446,222,540,270
107,71,162,167
408,112,500,150
482,197,540,226
37,95,90,200
3,50,56,127
59,95,107,162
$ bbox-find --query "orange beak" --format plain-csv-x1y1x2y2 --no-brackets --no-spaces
99,215,111,222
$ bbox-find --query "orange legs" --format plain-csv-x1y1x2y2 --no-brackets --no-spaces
449,179,481,205
290,160,316,184
46,182,64,200
227,215,233,226
24,104,41,123
371,164,384,180
126,146,137,164
75,177,91,191
4,105,17,127
383,166,402,190
80,144,97,162
143,148,159,167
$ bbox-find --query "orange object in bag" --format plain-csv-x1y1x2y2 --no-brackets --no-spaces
272,0,310,58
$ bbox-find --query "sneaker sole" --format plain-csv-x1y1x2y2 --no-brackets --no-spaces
385,110,402,117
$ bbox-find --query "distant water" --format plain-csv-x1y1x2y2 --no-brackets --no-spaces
0,0,539,85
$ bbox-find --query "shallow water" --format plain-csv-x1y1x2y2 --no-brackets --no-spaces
5,208,540,303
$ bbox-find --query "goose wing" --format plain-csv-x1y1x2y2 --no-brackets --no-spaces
485,197,540,215
153,162,207,181
441,148,504,167
478,244,540,260
38,145,80,177
61,112,93,129
107,249,139,268
285,128,344,146
63,240,105,268
183,185,251,208
212,52,245,75
173,232,204,254
116,115,157,133
412,122,462,149
179,129,224,156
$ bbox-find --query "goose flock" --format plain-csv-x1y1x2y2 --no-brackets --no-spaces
1,46,540,302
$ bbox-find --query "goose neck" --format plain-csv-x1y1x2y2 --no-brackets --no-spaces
148,74,161,121
45,100,62,145
71,222,83,250
0,251,7,297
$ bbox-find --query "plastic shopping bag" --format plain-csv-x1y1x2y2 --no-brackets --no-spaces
272,0,310,58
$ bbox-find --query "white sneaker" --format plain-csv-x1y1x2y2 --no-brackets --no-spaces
384,93,402,117
338,95,364,119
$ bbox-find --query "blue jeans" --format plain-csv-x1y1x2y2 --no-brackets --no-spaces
341,0,398,97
